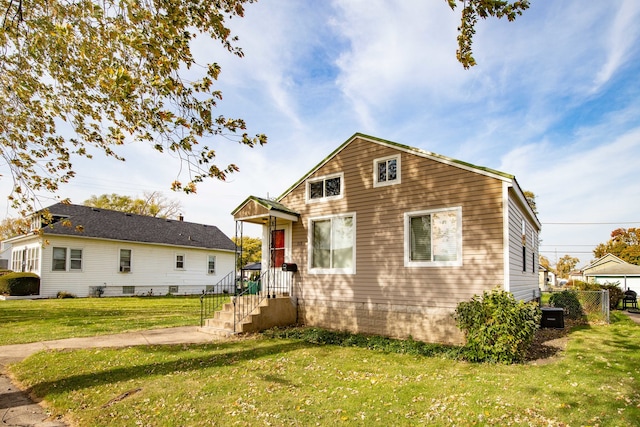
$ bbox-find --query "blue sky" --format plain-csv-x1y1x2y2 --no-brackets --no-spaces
2,0,640,268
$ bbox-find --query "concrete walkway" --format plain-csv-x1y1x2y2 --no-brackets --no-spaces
0,327,225,427
626,309,640,324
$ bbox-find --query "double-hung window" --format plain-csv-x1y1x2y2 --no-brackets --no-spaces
51,247,82,271
69,249,83,270
307,173,343,203
374,154,401,187
175,254,185,269
207,255,216,275
52,247,67,271
404,207,462,267
120,249,132,273
309,213,355,274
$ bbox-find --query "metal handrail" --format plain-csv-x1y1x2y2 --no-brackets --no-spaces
200,268,294,331
199,271,235,327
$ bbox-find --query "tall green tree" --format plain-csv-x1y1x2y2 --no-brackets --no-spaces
1,0,266,216
447,0,530,68
539,255,553,273
556,254,579,279
594,228,640,265
232,236,262,271
84,191,182,218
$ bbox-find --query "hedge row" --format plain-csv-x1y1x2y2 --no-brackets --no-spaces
0,272,40,296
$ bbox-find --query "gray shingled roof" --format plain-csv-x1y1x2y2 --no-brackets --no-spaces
41,203,236,251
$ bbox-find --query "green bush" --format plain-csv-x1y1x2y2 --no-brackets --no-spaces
56,291,77,299
572,280,601,291
549,289,584,319
453,288,541,364
0,272,40,296
600,282,623,310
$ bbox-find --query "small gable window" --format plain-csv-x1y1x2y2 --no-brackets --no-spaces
307,173,343,203
374,154,401,187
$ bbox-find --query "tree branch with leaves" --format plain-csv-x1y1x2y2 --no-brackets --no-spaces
447,0,530,68
1,0,266,217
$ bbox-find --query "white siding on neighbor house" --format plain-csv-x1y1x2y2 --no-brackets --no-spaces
506,188,539,301
7,236,42,275
37,236,235,298
592,275,640,295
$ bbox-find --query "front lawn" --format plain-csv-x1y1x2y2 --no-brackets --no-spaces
9,311,640,426
0,296,207,345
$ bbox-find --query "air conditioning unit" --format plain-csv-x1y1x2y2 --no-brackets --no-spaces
120,266,130,273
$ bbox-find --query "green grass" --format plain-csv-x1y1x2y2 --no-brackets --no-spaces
0,296,213,345
9,311,640,426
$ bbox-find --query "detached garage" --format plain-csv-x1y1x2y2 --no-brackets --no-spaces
583,254,640,295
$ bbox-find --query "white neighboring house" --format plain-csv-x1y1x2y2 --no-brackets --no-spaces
3,203,236,298
582,253,640,295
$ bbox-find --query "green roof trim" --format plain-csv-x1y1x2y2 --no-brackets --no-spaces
277,132,515,200
231,195,300,217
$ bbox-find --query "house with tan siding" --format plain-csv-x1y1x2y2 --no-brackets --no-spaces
3,203,236,298
232,133,541,344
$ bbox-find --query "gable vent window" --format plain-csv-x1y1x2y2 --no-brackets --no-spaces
307,173,343,203
374,154,401,187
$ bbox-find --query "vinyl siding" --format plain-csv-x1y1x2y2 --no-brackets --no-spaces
234,200,270,220
281,137,508,342
506,190,539,301
30,236,235,298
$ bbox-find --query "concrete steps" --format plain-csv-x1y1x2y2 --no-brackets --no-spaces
199,296,296,336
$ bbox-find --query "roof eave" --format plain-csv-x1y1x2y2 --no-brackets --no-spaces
277,132,518,202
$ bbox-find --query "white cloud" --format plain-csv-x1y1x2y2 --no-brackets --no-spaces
592,0,640,91
3,0,640,267
331,0,464,128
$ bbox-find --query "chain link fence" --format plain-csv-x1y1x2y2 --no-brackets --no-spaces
541,289,610,324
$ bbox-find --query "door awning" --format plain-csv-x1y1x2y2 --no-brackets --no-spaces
231,196,300,225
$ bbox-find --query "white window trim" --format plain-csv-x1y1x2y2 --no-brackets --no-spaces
119,248,132,273
52,246,68,272
306,172,344,204
69,248,83,272
308,212,356,275
404,207,463,267
207,255,216,275
175,253,185,270
373,154,401,188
